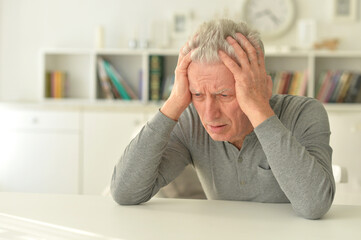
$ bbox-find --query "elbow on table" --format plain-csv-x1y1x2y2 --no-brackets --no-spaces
110,177,154,205
110,168,152,205
110,185,152,206
295,197,334,220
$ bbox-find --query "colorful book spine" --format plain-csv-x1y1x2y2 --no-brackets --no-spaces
97,58,114,99
269,70,307,96
149,55,164,101
103,60,131,100
108,64,138,100
316,71,361,103
46,71,67,99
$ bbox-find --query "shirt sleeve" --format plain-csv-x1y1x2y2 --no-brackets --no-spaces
110,110,192,205
254,98,335,219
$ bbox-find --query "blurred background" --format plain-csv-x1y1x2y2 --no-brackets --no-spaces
0,0,360,205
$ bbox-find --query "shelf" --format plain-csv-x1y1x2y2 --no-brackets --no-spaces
39,48,361,106
324,103,361,112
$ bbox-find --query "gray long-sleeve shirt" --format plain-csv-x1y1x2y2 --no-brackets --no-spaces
111,95,335,219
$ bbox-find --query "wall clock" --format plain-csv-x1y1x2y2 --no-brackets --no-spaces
242,0,296,39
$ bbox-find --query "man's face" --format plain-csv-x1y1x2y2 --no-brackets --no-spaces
188,62,252,147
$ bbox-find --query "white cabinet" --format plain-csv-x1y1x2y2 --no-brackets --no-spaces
82,109,148,195
327,110,361,205
0,104,156,195
0,108,80,194
1,103,361,206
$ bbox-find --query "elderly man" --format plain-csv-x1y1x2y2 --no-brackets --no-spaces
110,19,335,219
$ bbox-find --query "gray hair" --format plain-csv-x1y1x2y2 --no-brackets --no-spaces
186,19,264,64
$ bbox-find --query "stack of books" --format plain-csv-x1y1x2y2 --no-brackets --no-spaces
315,71,361,103
270,70,308,96
45,71,68,98
97,57,139,100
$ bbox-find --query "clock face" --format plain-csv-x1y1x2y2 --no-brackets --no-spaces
243,0,295,38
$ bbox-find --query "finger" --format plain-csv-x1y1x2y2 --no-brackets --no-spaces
218,50,242,77
226,36,249,70
236,33,266,74
177,42,191,65
235,33,259,69
256,45,266,75
177,49,192,74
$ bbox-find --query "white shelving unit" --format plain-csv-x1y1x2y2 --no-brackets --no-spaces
40,48,361,110
39,48,179,104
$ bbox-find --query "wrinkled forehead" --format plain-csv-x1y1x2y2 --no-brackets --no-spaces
188,62,235,90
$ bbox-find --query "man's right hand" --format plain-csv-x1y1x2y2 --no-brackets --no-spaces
160,43,193,121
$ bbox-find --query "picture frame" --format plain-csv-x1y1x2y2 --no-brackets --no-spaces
333,0,358,22
171,11,191,40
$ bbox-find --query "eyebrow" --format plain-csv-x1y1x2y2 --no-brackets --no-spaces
190,88,232,94
214,88,231,95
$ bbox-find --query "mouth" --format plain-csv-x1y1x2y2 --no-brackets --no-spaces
208,124,227,133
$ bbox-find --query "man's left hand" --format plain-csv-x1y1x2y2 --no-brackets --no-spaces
219,33,274,127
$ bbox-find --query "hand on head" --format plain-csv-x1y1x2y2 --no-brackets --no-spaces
219,33,274,127
160,43,193,121
161,35,274,126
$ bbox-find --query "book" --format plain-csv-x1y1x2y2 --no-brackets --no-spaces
281,72,293,94
108,64,138,100
328,71,350,102
274,71,286,94
46,71,67,99
270,71,308,96
336,72,353,103
45,72,51,98
328,72,345,102
344,74,361,103
316,70,333,102
298,70,308,96
149,55,164,101
324,71,342,103
287,71,299,95
315,71,327,98
103,60,131,100
97,58,114,99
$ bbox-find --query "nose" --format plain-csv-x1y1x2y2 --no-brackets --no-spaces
204,96,221,121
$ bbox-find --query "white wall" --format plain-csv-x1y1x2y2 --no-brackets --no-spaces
0,0,2,95
0,0,361,101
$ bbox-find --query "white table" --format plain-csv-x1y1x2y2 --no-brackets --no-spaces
0,192,360,240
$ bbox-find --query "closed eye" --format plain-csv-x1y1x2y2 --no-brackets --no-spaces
191,92,205,101
216,93,234,101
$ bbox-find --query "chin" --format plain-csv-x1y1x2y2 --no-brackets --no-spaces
207,132,229,142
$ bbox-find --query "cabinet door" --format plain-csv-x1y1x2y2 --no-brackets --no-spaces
0,110,80,194
82,111,146,195
328,111,361,205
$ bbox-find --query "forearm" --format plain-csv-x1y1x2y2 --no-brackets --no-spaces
110,111,178,205
255,116,335,219
160,97,188,121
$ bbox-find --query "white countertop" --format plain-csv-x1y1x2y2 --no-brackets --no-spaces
0,192,360,240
